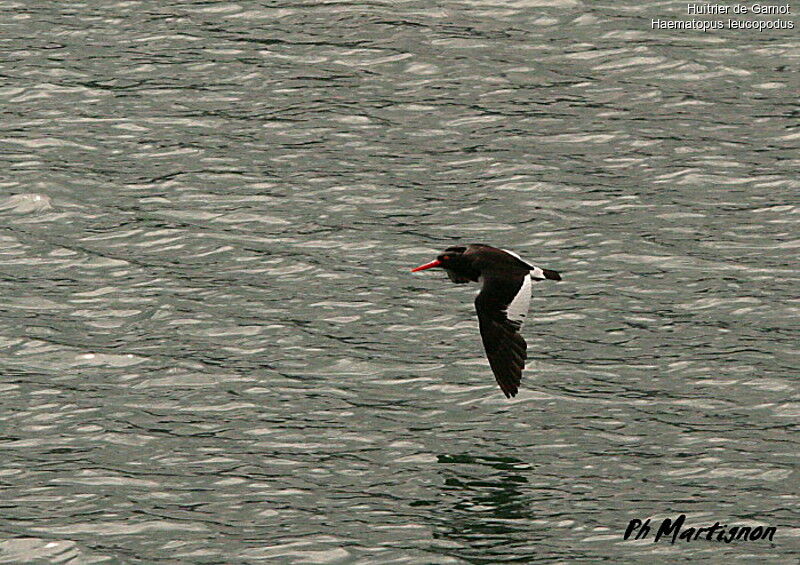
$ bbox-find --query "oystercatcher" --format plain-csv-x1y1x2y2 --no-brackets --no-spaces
411,244,561,398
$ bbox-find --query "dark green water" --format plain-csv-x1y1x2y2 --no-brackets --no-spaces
0,0,797,563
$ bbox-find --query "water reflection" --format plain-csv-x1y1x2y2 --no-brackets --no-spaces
0,0,796,562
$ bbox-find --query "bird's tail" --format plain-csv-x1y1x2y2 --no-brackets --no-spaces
530,266,561,281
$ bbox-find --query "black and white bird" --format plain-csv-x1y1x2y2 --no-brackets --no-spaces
411,244,561,398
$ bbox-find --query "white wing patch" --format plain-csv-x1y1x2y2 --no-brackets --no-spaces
502,248,526,262
506,273,532,326
503,248,547,280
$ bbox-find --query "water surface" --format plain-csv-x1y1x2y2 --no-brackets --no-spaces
0,0,798,562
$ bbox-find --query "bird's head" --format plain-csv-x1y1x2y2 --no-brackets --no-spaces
410,246,467,272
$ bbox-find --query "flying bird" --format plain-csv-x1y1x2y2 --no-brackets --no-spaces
411,244,561,398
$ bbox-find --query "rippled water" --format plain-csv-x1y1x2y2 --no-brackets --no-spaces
1,1,798,563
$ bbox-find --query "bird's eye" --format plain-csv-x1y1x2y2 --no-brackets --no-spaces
442,255,450,260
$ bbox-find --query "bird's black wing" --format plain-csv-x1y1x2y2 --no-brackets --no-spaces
474,273,529,398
